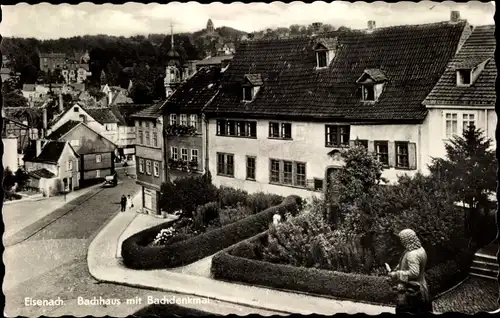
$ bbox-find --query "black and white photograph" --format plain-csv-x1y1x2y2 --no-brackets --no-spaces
1,1,498,316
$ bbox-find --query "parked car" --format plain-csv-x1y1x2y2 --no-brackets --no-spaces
102,173,118,187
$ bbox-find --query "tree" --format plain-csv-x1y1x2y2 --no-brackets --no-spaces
2,78,28,107
130,80,154,104
427,125,496,237
428,125,496,210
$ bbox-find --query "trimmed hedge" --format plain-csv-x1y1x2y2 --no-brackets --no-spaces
210,233,475,305
121,195,300,269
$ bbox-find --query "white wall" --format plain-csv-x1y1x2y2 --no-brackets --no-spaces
48,104,104,135
421,106,496,174
208,118,421,198
2,137,18,172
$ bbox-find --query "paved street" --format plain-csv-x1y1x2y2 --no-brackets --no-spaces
3,169,280,317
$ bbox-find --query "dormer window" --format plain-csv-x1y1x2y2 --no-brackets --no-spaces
455,57,491,87
242,73,262,102
356,69,388,102
314,37,338,69
457,69,471,86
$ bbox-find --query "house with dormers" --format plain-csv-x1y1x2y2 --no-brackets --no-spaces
203,13,472,197
422,24,496,172
161,66,222,175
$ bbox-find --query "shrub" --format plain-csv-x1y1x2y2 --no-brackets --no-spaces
4,190,22,201
246,192,285,213
218,186,249,208
14,168,30,190
3,167,16,191
159,175,218,217
212,247,394,305
218,203,253,226
193,201,219,231
121,195,300,269
152,227,176,246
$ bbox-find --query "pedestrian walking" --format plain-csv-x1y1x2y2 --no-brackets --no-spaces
120,195,127,212
387,229,433,314
127,194,134,210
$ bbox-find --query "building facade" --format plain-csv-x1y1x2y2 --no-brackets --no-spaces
23,140,80,195
204,14,471,198
132,103,167,217
422,24,496,173
45,121,116,185
161,66,221,175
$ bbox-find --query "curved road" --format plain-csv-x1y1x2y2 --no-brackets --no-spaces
4,169,278,316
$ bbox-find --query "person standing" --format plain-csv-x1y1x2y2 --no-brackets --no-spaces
127,194,133,210
120,195,127,212
388,229,433,314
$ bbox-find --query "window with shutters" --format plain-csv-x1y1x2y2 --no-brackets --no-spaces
138,130,143,145
139,158,144,173
191,149,199,163
153,162,160,177
181,148,188,161
189,114,198,130
216,119,256,138
217,153,234,177
146,160,152,175
395,142,409,169
269,159,307,188
269,122,292,139
180,114,188,126
152,132,158,147
325,125,350,147
96,154,102,163
374,141,389,166
171,147,178,160
246,156,256,180
145,131,150,146
169,114,177,125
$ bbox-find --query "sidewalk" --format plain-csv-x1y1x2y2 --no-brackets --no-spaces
88,205,395,315
3,184,102,244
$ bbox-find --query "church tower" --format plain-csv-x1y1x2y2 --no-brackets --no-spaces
164,23,183,98
206,19,215,33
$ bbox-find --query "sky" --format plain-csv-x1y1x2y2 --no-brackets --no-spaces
0,1,495,39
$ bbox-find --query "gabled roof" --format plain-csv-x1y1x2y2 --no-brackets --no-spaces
244,74,263,86
162,67,221,114
82,107,120,124
28,168,56,179
196,55,233,66
314,37,338,50
131,102,163,119
46,120,81,140
205,21,468,122
356,69,388,84
111,104,153,126
23,141,68,164
424,25,495,106
454,57,491,70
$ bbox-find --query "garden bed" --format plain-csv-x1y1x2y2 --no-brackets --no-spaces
121,195,301,269
210,232,474,306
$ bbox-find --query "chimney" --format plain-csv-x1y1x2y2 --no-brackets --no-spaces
59,93,64,112
36,139,44,157
367,20,376,31
450,11,460,23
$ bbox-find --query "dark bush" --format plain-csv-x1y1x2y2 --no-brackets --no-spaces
246,192,285,213
212,247,394,305
218,204,253,226
121,196,301,269
4,190,22,201
218,186,249,208
211,235,475,305
193,201,219,231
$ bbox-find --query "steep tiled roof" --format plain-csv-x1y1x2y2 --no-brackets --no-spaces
131,102,163,119
111,104,152,126
162,67,221,114
196,55,233,66
424,25,496,106
83,107,120,124
23,141,67,164
46,120,81,140
28,168,56,179
244,74,263,86
205,21,468,122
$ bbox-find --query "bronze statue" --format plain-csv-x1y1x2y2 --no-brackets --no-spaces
388,229,433,314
